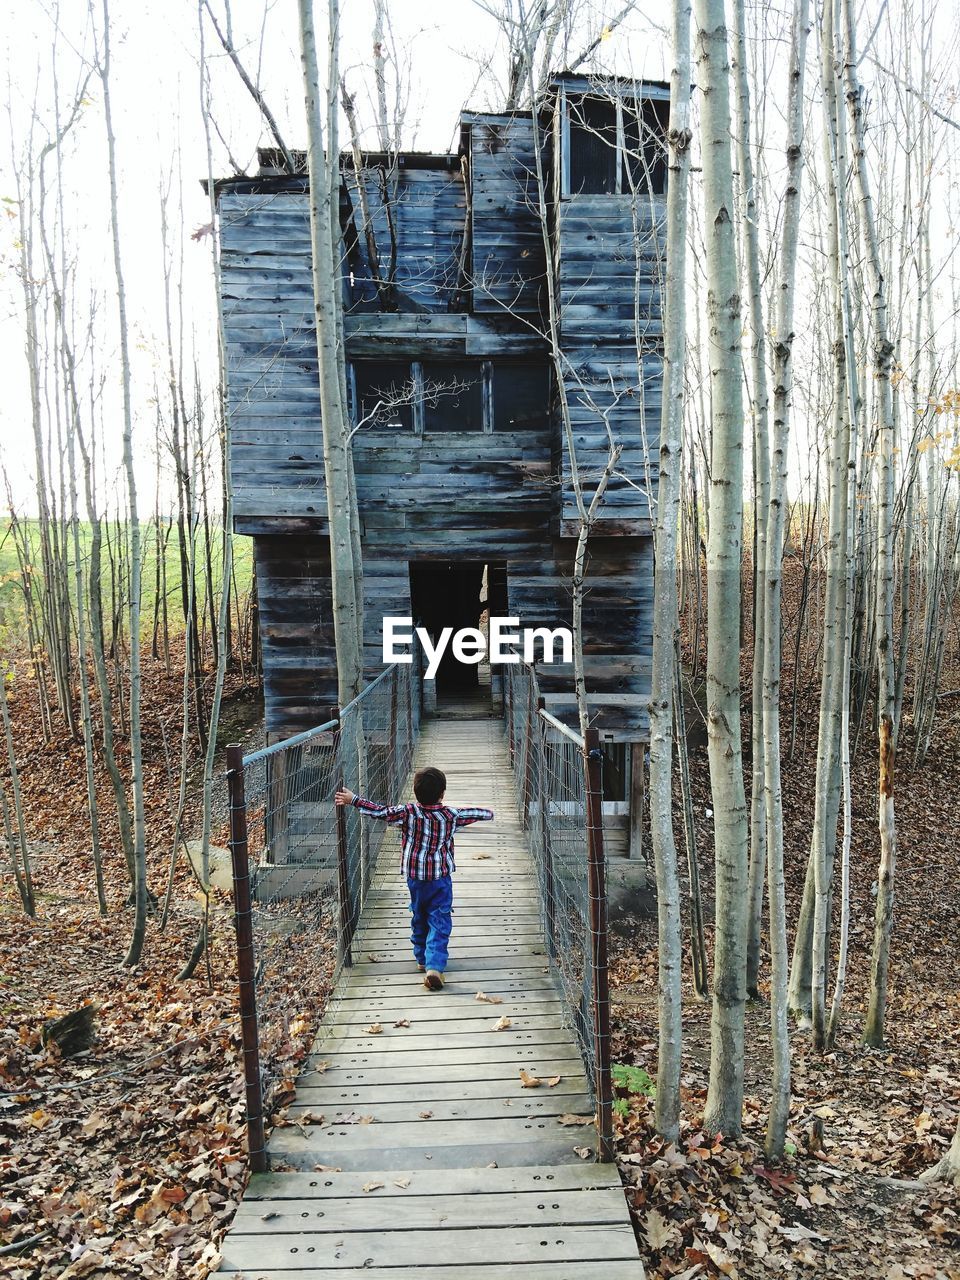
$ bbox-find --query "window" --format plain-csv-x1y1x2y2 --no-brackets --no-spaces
569,96,619,195
492,362,551,432
421,360,484,432
621,99,668,196
567,94,668,198
352,361,414,430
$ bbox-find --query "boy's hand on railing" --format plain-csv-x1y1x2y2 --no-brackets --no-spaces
334,788,355,807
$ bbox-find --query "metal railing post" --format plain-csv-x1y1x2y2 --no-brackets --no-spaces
389,667,399,795
521,672,536,829
584,727,614,1163
505,665,515,760
329,706,354,968
227,743,267,1173
536,697,557,959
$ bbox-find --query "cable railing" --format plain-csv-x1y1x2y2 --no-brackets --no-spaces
503,660,614,1161
226,654,423,1171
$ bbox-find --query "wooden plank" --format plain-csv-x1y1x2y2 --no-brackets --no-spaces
287,1094,594,1123
306,1043,583,1069
273,1114,592,1153
243,1165,624,1198
214,1265,644,1280
280,1077,589,1107
268,1136,596,1171
217,1223,639,1270
320,1017,571,1043
232,1188,628,1231
295,1059,585,1088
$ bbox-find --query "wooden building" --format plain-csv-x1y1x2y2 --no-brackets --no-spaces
213,74,668,830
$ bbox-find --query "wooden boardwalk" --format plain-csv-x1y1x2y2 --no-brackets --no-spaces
215,715,645,1278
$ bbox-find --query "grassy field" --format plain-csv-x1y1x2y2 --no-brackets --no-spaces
0,516,254,649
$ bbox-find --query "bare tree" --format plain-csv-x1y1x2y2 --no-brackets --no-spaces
93,0,149,965
648,0,692,1144
297,0,364,708
694,0,750,1141
760,0,810,1156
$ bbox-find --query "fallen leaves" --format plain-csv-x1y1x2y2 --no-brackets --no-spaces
573,1145,593,1160
393,1177,411,1188
58,1250,110,1279
393,1018,411,1028
546,1075,562,1087
492,1015,512,1031
419,1110,433,1119
557,1113,594,1126
645,1207,678,1250
361,1181,384,1193
364,1022,383,1035
475,991,503,1005
519,1069,542,1088
134,1183,188,1226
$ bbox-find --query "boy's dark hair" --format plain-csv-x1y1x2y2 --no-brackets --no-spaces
413,766,446,805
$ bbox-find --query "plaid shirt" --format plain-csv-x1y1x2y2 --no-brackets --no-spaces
350,795,494,881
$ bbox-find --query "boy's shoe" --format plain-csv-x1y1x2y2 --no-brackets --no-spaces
424,969,444,991
417,964,426,972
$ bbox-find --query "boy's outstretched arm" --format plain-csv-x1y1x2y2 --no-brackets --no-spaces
453,806,495,828
334,788,406,824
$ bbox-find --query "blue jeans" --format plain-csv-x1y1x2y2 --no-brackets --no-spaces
408,876,453,972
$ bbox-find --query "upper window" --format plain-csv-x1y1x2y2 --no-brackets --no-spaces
492,362,551,432
567,95,667,197
421,361,484,432
569,97,619,195
352,360,414,430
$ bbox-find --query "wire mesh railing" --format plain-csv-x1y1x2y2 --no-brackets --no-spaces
503,660,614,1161
226,655,422,1171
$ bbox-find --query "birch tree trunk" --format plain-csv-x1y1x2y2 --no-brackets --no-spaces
179,6,238,979
0,674,34,917
648,0,692,1144
694,0,750,1141
298,0,363,708
731,0,771,1003
840,0,898,1049
809,0,849,1050
97,0,148,964
761,0,809,1155
921,1114,960,1187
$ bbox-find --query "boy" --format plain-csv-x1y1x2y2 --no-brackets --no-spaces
334,766,494,991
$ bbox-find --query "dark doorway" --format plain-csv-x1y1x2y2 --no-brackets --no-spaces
409,561,507,695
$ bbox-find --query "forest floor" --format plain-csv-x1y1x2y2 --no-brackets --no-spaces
1,623,959,1279
608,706,960,1278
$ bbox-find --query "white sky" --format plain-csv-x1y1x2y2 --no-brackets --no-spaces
0,0,958,516
0,0,667,512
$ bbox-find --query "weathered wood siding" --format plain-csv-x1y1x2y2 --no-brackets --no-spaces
344,163,467,312
218,102,666,744
468,115,546,315
556,195,665,534
254,523,651,741
220,194,326,522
